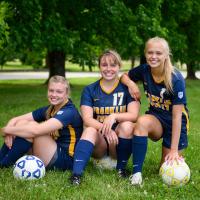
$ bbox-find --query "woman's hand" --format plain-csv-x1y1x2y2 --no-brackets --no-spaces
5,135,14,149
165,149,183,165
0,128,14,149
105,130,119,145
100,114,116,136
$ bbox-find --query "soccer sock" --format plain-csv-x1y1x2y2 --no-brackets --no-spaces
0,143,9,161
132,135,148,174
0,137,32,167
73,139,94,176
116,137,132,170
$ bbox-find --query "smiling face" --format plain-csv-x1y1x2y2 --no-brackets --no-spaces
99,53,121,81
145,41,167,69
47,82,68,106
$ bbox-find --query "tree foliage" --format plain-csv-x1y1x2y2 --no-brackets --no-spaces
1,0,200,79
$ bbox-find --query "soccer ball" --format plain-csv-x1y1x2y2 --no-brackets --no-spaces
13,155,45,180
159,160,190,186
93,156,117,170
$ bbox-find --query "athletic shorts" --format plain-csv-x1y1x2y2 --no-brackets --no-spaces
46,144,73,171
146,110,188,150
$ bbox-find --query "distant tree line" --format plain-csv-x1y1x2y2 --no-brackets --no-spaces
0,0,199,79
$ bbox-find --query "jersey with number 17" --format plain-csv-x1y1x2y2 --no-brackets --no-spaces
80,79,135,123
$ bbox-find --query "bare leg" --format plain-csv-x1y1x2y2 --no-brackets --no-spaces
33,135,57,166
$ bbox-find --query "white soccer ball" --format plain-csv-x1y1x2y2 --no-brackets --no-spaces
93,156,117,170
159,160,190,186
13,155,45,180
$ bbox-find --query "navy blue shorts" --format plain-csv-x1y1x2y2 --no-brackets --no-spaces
46,144,73,171
146,110,188,150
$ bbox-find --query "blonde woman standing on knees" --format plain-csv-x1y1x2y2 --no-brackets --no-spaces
121,37,189,185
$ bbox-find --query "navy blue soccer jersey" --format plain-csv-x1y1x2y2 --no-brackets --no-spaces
32,99,83,157
80,79,135,123
128,64,189,124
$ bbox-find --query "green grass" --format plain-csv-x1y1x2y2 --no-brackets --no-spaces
1,60,135,72
0,78,199,200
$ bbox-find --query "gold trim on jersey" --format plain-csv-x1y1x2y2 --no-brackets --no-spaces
182,107,189,133
100,78,119,94
46,99,69,139
68,125,76,156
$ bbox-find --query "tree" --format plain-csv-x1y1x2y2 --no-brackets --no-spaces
0,2,10,48
2,0,200,79
182,0,200,79
0,1,11,68
161,0,200,79
123,0,168,65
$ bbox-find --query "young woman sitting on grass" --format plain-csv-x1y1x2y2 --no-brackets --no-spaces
0,75,83,171
70,50,140,185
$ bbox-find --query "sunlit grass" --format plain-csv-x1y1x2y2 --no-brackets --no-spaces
0,78,199,200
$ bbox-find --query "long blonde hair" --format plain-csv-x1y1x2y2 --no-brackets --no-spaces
145,37,174,93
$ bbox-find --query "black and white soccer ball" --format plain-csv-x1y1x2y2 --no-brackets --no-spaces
13,155,45,180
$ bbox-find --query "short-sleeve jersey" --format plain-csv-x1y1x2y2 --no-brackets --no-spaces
32,99,83,157
128,64,188,118
80,79,135,123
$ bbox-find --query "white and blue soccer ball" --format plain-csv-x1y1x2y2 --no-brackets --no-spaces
159,160,190,186
13,155,45,180
93,156,117,170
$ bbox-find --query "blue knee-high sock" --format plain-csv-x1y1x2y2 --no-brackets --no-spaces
73,140,94,176
0,137,32,167
116,137,132,170
0,143,9,161
132,136,147,174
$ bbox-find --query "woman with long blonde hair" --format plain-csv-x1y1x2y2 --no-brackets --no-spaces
121,37,189,185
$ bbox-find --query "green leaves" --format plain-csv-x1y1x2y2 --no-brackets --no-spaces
0,2,11,49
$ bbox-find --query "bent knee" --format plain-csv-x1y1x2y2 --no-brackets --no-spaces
134,116,151,136
117,121,134,138
81,127,99,143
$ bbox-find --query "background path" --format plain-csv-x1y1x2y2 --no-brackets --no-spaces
0,71,199,80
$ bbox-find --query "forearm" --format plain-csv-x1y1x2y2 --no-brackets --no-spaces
171,106,183,151
121,73,137,88
120,73,130,86
6,113,34,126
2,125,38,138
111,112,138,123
83,117,103,130
171,120,181,151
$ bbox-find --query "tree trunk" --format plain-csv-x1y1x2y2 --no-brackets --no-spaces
186,61,196,79
81,65,85,71
88,65,92,72
46,50,66,80
130,56,135,68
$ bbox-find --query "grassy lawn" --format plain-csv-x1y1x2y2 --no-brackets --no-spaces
1,60,136,72
0,78,199,200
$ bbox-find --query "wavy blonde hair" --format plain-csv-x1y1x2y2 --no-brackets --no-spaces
98,50,122,68
145,37,174,93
